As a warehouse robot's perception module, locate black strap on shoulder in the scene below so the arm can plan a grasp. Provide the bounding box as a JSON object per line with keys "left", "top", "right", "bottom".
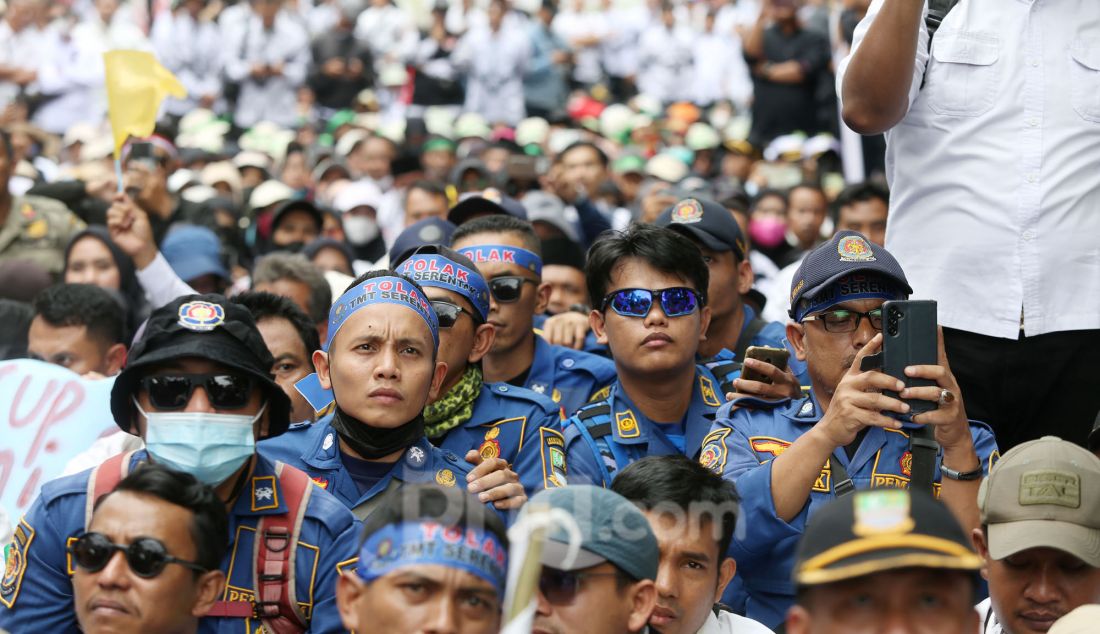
{"left": 733, "top": 316, "right": 767, "bottom": 363}
{"left": 831, "top": 457, "right": 857, "bottom": 498}
{"left": 908, "top": 425, "right": 940, "bottom": 493}
{"left": 921, "top": 0, "right": 961, "bottom": 86}
{"left": 578, "top": 404, "right": 610, "bottom": 421}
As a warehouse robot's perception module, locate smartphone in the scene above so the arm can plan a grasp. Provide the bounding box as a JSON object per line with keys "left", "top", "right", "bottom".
{"left": 127, "top": 142, "right": 157, "bottom": 170}
{"left": 881, "top": 300, "right": 938, "bottom": 415}
{"left": 741, "top": 346, "right": 790, "bottom": 384}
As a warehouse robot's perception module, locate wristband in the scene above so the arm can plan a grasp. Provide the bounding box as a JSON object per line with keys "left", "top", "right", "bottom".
{"left": 940, "top": 463, "right": 983, "bottom": 481}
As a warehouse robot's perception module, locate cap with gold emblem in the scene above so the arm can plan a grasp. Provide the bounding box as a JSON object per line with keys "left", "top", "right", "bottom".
{"left": 793, "top": 488, "right": 982, "bottom": 586}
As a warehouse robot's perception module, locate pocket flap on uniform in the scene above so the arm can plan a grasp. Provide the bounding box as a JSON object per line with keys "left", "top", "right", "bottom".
{"left": 1070, "top": 42, "right": 1100, "bottom": 71}
{"left": 932, "top": 32, "right": 1000, "bottom": 66}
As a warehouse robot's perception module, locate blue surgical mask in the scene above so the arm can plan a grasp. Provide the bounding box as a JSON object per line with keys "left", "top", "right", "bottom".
{"left": 135, "top": 398, "right": 265, "bottom": 486}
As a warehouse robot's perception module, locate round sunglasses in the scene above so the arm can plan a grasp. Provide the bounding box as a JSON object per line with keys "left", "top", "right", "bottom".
{"left": 601, "top": 287, "right": 703, "bottom": 318}
{"left": 139, "top": 373, "right": 254, "bottom": 411}
{"left": 68, "top": 532, "right": 208, "bottom": 579}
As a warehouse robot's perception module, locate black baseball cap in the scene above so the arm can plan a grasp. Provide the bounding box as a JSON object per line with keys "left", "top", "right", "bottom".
{"left": 788, "top": 230, "right": 912, "bottom": 322}
{"left": 794, "top": 489, "right": 982, "bottom": 587}
{"left": 272, "top": 199, "right": 323, "bottom": 233}
{"left": 110, "top": 294, "right": 292, "bottom": 437}
{"left": 655, "top": 197, "right": 747, "bottom": 261}
{"left": 447, "top": 188, "right": 528, "bottom": 225}
{"left": 388, "top": 217, "right": 457, "bottom": 264}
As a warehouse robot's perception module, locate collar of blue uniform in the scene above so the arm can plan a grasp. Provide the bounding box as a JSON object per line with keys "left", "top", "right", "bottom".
{"left": 326, "top": 275, "right": 439, "bottom": 351}
{"left": 231, "top": 453, "right": 289, "bottom": 517}
{"left": 396, "top": 253, "right": 491, "bottom": 322}
{"left": 456, "top": 244, "right": 543, "bottom": 276}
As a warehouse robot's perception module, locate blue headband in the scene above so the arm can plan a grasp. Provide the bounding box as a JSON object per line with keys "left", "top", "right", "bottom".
{"left": 793, "top": 272, "right": 906, "bottom": 323}
{"left": 397, "top": 254, "right": 491, "bottom": 322}
{"left": 456, "top": 245, "right": 543, "bottom": 277}
{"left": 357, "top": 521, "right": 508, "bottom": 597}
{"left": 326, "top": 276, "right": 439, "bottom": 350}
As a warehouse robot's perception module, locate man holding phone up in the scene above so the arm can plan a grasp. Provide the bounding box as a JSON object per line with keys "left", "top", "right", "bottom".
{"left": 700, "top": 231, "right": 999, "bottom": 629}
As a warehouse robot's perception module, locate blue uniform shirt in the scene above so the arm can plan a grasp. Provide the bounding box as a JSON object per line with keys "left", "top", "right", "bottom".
{"left": 562, "top": 365, "right": 728, "bottom": 487}
{"left": 702, "top": 392, "right": 1000, "bottom": 629}
{"left": 434, "top": 382, "right": 569, "bottom": 496}
{"left": 526, "top": 336, "right": 616, "bottom": 417}
{"left": 0, "top": 451, "right": 358, "bottom": 634}
{"left": 259, "top": 416, "right": 475, "bottom": 521}
{"left": 700, "top": 306, "right": 811, "bottom": 393}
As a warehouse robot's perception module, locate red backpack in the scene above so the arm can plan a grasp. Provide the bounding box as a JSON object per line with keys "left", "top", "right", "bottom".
{"left": 86, "top": 452, "right": 313, "bottom": 634}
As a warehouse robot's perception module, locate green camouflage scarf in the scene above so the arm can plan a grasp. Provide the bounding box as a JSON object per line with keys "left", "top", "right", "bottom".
{"left": 424, "top": 364, "right": 483, "bottom": 440}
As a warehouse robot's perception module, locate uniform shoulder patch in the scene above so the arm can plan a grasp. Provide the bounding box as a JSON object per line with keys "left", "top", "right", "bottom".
{"left": 539, "top": 427, "right": 568, "bottom": 489}
{"left": 1, "top": 519, "right": 35, "bottom": 608}
{"left": 749, "top": 436, "right": 792, "bottom": 461}
{"left": 699, "top": 428, "right": 731, "bottom": 475}
{"left": 698, "top": 375, "right": 722, "bottom": 407}
{"left": 588, "top": 385, "right": 612, "bottom": 403}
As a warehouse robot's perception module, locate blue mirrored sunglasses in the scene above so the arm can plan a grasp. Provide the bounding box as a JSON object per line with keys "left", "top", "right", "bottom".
{"left": 601, "top": 287, "right": 703, "bottom": 318}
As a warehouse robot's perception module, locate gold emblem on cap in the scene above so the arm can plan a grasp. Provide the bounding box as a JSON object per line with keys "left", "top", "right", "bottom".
{"left": 672, "top": 198, "right": 704, "bottom": 224}
{"left": 837, "top": 236, "right": 876, "bottom": 262}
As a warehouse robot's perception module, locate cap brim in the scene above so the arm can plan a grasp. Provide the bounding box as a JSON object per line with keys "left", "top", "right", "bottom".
{"left": 664, "top": 223, "right": 731, "bottom": 253}
{"left": 795, "top": 536, "right": 982, "bottom": 586}
{"left": 800, "top": 267, "right": 914, "bottom": 304}
{"left": 448, "top": 198, "right": 507, "bottom": 225}
{"left": 987, "top": 521, "right": 1100, "bottom": 567}
{"left": 539, "top": 540, "right": 607, "bottom": 571}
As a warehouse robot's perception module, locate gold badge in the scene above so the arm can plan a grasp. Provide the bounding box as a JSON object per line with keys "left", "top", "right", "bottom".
{"left": 25, "top": 218, "right": 47, "bottom": 240}
{"left": 615, "top": 410, "right": 639, "bottom": 438}
{"left": 435, "top": 469, "right": 457, "bottom": 487}
{"left": 699, "top": 375, "right": 721, "bottom": 407}
{"left": 484, "top": 426, "right": 501, "bottom": 441}
{"left": 551, "top": 388, "right": 562, "bottom": 403}
{"left": 478, "top": 439, "right": 501, "bottom": 461}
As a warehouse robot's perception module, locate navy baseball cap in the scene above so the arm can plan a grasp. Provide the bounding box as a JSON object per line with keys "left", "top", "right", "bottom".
{"left": 272, "top": 199, "right": 324, "bottom": 233}
{"left": 525, "top": 485, "right": 658, "bottom": 582}
{"left": 392, "top": 244, "right": 491, "bottom": 322}
{"left": 655, "top": 197, "right": 747, "bottom": 261}
{"left": 447, "top": 188, "right": 527, "bottom": 225}
{"left": 789, "top": 230, "right": 912, "bottom": 322}
{"left": 388, "top": 217, "right": 457, "bottom": 264}
{"left": 161, "top": 225, "right": 229, "bottom": 283}
{"left": 111, "top": 294, "right": 292, "bottom": 437}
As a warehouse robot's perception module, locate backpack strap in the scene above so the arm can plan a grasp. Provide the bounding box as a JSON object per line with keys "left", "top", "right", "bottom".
{"left": 574, "top": 404, "right": 634, "bottom": 487}
{"left": 921, "top": 0, "right": 961, "bottom": 86}
{"left": 85, "top": 451, "right": 138, "bottom": 529}
{"left": 732, "top": 315, "right": 767, "bottom": 363}
{"left": 207, "top": 462, "right": 313, "bottom": 632}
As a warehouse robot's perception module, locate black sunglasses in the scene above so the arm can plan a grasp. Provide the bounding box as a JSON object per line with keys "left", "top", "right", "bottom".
{"left": 488, "top": 276, "right": 537, "bottom": 303}
{"left": 139, "top": 373, "right": 254, "bottom": 411}
{"left": 601, "top": 287, "right": 703, "bottom": 318}
{"left": 538, "top": 567, "right": 620, "bottom": 605}
{"left": 431, "top": 300, "right": 482, "bottom": 328}
{"left": 68, "top": 532, "right": 208, "bottom": 579}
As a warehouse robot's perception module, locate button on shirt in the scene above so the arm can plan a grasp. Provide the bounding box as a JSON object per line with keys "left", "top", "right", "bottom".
{"left": 837, "top": 0, "right": 1100, "bottom": 338}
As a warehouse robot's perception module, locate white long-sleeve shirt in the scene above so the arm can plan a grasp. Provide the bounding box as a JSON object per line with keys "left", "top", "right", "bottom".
{"left": 454, "top": 22, "right": 530, "bottom": 125}
{"left": 837, "top": 0, "right": 1100, "bottom": 338}
{"left": 151, "top": 10, "right": 224, "bottom": 115}
{"left": 223, "top": 12, "right": 311, "bottom": 128}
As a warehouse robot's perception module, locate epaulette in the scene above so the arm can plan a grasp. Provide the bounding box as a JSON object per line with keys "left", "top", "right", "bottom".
{"left": 574, "top": 403, "right": 613, "bottom": 438}
{"left": 485, "top": 383, "right": 558, "bottom": 411}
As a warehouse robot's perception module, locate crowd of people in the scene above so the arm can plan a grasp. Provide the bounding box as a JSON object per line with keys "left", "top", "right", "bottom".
{"left": 1, "top": 0, "right": 1099, "bottom": 632}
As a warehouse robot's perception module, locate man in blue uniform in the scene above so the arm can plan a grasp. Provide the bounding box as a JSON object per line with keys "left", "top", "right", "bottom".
{"left": 702, "top": 231, "right": 999, "bottom": 628}
{"left": 0, "top": 294, "right": 359, "bottom": 633}
{"left": 393, "top": 245, "right": 570, "bottom": 496}
{"left": 561, "top": 225, "right": 728, "bottom": 487}
{"left": 451, "top": 215, "right": 616, "bottom": 417}
{"left": 261, "top": 271, "right": 525, "bottom": 521}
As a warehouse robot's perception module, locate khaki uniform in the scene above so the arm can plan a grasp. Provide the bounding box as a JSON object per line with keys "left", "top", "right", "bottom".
{"left": 0, "top": 195, "right": 85, "bottom": 276}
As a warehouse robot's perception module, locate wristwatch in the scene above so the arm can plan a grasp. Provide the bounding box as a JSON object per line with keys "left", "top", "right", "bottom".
{"left": 940, "top": 462, "right": 984, "bottom": 481}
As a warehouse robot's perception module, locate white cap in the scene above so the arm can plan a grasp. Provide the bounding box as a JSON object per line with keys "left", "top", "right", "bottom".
{"left": 335, "top": 129, "right": 370, "bottom": 158}
{"left": 333, "top": 180, "right": 383, "bottom": 213}
{"left": 249, "top": 180, "right": 295, "bottom": 210}
{"left": 645, "top": 153, "right": 688, "bottom": 183}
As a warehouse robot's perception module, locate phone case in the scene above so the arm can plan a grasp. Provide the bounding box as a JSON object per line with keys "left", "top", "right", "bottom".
{"left": 741, "top": 346, "right": 790, "bottom": 384}
{"left": 881, "top": 300, "right": 938, "bottom": 414}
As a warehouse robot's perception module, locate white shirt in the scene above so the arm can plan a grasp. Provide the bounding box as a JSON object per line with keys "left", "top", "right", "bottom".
{"left": 453, "top": 22, "right": 530, "bottom": 125}
{"left": 151, "top": 10, "right": 223, "bottom": 115}
{"left": 975, "top": 597, "right": 1004, "bottom": 634}
{"left": 552, "top": 9, "right": 606, "bottom": 85}
{"left": 697, "top": 608, "right": 774, "bottom": 634}
{"left": 837, "top": 0, "right": 1100, "bottom": 339}
{"left": 62, "top": 431, "right": 144, "bottom": 477}
{"left": 223, "top": 11, "right": 311, "bottom": 128}
{"left": 636, "top": 22, "right": 694, "bottom": 104}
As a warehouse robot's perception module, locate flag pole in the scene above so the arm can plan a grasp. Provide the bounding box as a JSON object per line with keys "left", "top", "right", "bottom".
{"left": 114, "top": 156, "right": 124, "bottom": 194}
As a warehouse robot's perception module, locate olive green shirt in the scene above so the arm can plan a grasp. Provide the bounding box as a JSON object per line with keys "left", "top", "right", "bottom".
{"left": 0, "top": 195, "right": 86, "bottom": 276}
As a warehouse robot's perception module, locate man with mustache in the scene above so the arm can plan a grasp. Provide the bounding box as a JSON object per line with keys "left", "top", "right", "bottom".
{"left": 703, "top": 231, "right": 999, "bottom": 628}
{"left": 972, "top": 437, "right": 1100, "bottom": 634}
{"left": 561, "top": 224, "right": 727, "bottom": 487}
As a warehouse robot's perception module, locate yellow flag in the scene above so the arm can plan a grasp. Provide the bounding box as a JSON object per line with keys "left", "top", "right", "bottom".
{"left": 103, "top": 50, "right": 187, "bottom": 157}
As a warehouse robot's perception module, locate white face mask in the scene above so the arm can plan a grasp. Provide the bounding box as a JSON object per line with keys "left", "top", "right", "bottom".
{"left": 343, "top": 214, "right": 380, "bottom": 245}
{"left": 135, "top": 397, "right": 265, "bottom": 486}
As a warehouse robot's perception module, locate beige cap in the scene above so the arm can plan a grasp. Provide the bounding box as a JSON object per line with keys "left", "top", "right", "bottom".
{"left": 1049, "top": 605, "right": 1100, "bottom": 634}
{"left": 978, "top": 436, "right": 1100, "bottom": 566}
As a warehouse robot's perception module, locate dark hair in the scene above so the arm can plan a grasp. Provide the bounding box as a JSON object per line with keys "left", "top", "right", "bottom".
{"left": 585, "top": 224, "right": 709, "bottom": 309}
{"left": 834, "top": 181, "right": 890, "bottom": 210}
{"left": 611, "top": 455, "right": 740, "bottom": 558}
{"left": 0, "top": 128, "right": 11, "bottom": 163}
{"left": 33, "top": 284, "right": 127, "bottom": 347}
{"left": 96, "top": 463, "right": 229, "bottom": 574}
{"left": 302, "top": 238, "right": 356, "bottom": 276}
{"left": 361, "top": 483, "right": 508, "bottom": 553}
{"left": 0, "top": 298, "right": 33, "bottom": 360}
{"left": 251, "top": 253, "right": 332, "bottom": 325}
{"left": 789, "top": 182, "right": 826, "bottom": 201}
{"left": 407, "top": 178, "right": 448, "bottom": 199}
{"left": 233, "top": 291, "right": 320, "bottom": 367}
{"left": 451, "top": 214, "right": 543, "bottom": 256}
{"left": 750, "top": 188, "right": 788, "bottom": 212}
{"left": 560, "top": 141, "right": 609, "bottom": 168}
{"left": 541, "top": 237, "right": 586, "bottom": 272}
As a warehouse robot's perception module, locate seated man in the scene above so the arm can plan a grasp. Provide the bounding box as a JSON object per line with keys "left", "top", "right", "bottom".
{"left": 260, "top": 271, "right": 524, "bottom": 521}
{"left": 786, "top": 489, "right": 983, "bottom": 634}
{"left": 0, "top": 295, "right": 359, "bottom": 633}
{"left": 28, "top": 283, "right": 128, "bottom": 377}
{"left": 525, "top": 485, "right": 658, "bottom": 634}
{"left": 336, "top": 483, "right": 508, "bottom": 634}
{"left": 562, "top": 225, "right": 727, "bottom": 486}
{"left": 972, "top": 436, "right": 1100, "bottom": 634}
{"left": 394, "top": 245, "right": 569, "bottom": 497}
{"left": 451, "top": 215, "right": 617, "bottom": 417}
{"left": 611, "top": 455, "right": 772, "bottom": 634}
{"left": 705, "top": 231, "right": 999, "bottom": 628}
{"left": 233, "top": 291, "right": 321, "bottom": 425}
{"left": 73, "top": 464, "right": 227, "bottom": 634}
